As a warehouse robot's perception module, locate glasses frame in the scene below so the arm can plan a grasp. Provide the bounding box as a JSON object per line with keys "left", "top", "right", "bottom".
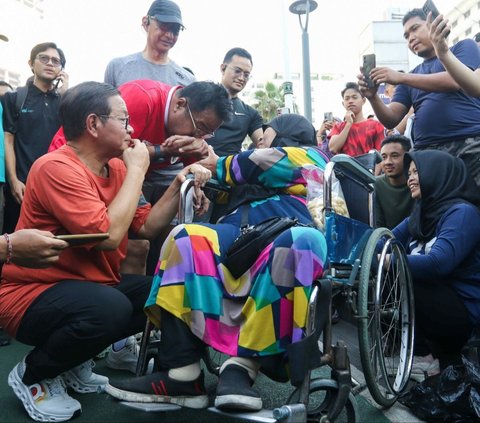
{"left": 36, "top": 54, "right": 62, "bottom": 68}
{"left": 226, "top": 65, "right": 251, "bottom": 81}
{"left": 185, "top": 102, "right": 215, "bottom": 140}
{"left": 98, "top": 115, "right": 130, "bottom": 131}
{"left": 149, "top": 17, "right": 183, "bottom": 36}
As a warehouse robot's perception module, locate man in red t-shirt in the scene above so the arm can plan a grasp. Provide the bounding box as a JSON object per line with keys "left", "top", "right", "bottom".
{"left": 328, "top": 82, "right": 385, "bottom": 157}
{"left": 0, "top": 81, "right": 231, "bottom": 422}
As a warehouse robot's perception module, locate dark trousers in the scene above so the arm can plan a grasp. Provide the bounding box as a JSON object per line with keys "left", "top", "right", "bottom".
{"left": 157, "top": 309, "right": 205, "bottom": 370}
{"left": 3, "top": 185, "right": 20, "bottom": 234}
{"left": 414, "top": 281, "right": 474, "bottom": 368}
{"left": 16, "top": 274, "right": 152, "bottom": 385}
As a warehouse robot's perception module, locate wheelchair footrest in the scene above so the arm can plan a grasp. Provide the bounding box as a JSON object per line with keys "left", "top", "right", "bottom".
{"left": 119, "top": 401, "right": 182, "bottom": 412}
{"left": 208, "top": 407, "right": 277, "bottom": 422}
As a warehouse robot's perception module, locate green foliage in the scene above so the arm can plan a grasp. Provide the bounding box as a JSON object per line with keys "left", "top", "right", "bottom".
{"left": 252, "top": 81, "right": 286, "bottom": 122}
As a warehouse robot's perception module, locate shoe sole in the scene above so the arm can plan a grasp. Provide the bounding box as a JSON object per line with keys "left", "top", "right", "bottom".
{"left": 61, "top": 371, "right": 108, "bottom": 394}
{"left": 8, "top": 367, "right": 82, "bottom": 422}
{"left": 215, "top": 394, "right": 263, "bottom": 411}
{"left": 105, "top": 383, "right": 208, "bottom": 409}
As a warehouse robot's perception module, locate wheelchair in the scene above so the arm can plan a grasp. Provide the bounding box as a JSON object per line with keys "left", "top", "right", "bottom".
{"left": 131, "top": 151, "right": 414, "bottom": 422}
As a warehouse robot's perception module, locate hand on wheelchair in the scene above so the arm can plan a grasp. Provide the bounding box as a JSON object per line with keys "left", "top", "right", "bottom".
{"left": 179, "top": 163, "right": 212, "bottom": 215}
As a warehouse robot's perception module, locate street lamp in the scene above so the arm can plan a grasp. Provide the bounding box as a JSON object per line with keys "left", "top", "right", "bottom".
{"left": 289, "top": 0, "right": 317, "bottom": 122}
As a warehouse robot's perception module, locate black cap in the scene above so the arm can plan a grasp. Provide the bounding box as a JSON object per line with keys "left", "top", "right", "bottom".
{"left": 147, "top": 0, "right": 184, "bottom": 28}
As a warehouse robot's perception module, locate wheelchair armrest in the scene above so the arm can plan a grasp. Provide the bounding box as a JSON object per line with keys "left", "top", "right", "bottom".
{"left": 330, "top": 154, "right": 377, "bottom": 186}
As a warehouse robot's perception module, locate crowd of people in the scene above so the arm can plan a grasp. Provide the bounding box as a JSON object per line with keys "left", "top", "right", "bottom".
{"left": 1, "top": 0, "right": 480, "bottom": 421}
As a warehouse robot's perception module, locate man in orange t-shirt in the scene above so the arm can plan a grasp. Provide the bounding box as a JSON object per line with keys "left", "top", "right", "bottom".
{"left": 0, "top": 81, "right": 228, "bottom": 422}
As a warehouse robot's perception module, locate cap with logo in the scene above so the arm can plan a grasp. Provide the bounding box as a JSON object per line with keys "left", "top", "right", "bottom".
{"left": 147, "top": 0, "right": 184, "bottom": 28}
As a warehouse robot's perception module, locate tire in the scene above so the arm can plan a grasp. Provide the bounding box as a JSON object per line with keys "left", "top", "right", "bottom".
{"left": 357, "top": 228, "right": 414, "bottom": 407}
{"left": 287, "top": 379, "right": 358, "bottom": 422}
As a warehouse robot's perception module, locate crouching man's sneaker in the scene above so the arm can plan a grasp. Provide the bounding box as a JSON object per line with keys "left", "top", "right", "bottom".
{"left": 62, "top": 359, "right": 109, "bottom": 393}
{"left": 105, "top": 370, "right": 208, "bottom": 409}
{"left": 106, "top": 336, "right": 153, "bottom": 374}
{"left": 214, "top": 364, "right": 262, "bottom": 411}
{"left": 8, "top": 359, "right": 81, "bottom": 422}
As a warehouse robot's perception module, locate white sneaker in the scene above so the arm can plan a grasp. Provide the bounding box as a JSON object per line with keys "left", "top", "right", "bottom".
{"left": 105, "top": 336, "right": 153, "bottom": 374}
{"left": 8, "top": 358, "right": 81, "bottom": 422}
{"left": 62, "top": 359, "right": 108, "bottom": 393}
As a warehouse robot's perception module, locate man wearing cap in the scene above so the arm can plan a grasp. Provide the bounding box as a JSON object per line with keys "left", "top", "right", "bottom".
{"left": 104, "top": 0, "right": 195, "bottom": 88}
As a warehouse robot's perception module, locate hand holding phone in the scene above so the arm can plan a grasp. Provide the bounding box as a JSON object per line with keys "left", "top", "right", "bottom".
{"left": 362, "top": 54, "right": 376, "bottom": 89}
{"left": 423, "top": 0, "right": 450, "bottom": 36}
{"left": 324, "top": 112, "right": 333, "bottom": 122}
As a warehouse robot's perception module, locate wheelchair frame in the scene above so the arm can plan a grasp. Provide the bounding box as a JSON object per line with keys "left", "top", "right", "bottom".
{"left": 134, "top": 152, "right": 414, "bottom": 422}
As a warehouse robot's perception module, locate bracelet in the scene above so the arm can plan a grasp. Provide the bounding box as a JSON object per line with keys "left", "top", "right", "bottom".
{"left": 3, "top": 233, "right": 12, "bottom": 264}
{"left": 153, "top": 144, "right": 166, "bottom": 163}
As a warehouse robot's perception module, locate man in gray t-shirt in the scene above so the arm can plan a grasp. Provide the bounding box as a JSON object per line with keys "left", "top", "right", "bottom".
{"left": 104, "top": 0, "right": 195, "bottom": 88}
{"left": 103, "top": 0, "right": 196, "bottom": 277}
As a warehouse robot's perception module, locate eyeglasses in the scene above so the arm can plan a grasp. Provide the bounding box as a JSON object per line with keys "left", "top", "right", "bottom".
{"left": 226, "top": 65, "right": 251, "bottom": 81}
{"left": 98, "top": 115, "right": 130, "bottom": 131}
{"left": 36, "top": 54, "right": 62, "bottom": 68}
{"left": 150, "top": 17, "right": 182, "bottom": 36}
{"left": 185, "top": 102, "right": 215, "bottom": 140}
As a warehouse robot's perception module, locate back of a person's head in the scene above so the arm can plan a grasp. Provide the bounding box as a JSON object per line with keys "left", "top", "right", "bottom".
{"left": 30, "top": 42, "right": 66, "bottom": 68}
{"left": 264, "top": 113, "right": 316, "bottom": 147}
{"left": 179, "top": 81, "right": 232, "bottom": 123}
{"left": 381, "top": 134, "right": 411, "bottom": 152}
{"left": 341, "top": 82, "right": 362, "bottom": 98}
{"left": 60, "top": 81, "right": 119, "bottom": 140}
{"left": 222, "top": 47, "right": 253, "bottom": 65}
{"left": 402, "top": 8, "right": 426, "bottom": 26}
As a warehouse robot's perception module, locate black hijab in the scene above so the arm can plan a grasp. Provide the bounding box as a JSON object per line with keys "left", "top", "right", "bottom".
{"left": 263, "top": 114, "right": 317, "bottom": 147}
{"left": 404, "top": 150, "right": 480, "bottom": 241}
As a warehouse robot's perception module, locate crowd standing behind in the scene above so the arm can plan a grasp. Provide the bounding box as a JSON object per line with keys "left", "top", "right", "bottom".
{"left": 1, "top": 1, "right": 480, "bottom": 421}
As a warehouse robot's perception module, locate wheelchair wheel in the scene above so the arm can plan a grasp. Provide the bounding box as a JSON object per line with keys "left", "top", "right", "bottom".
{"left": 357, "top": 228, "right": 414, "bottom": 407}
{"left": 287, "top": 379, "right": 358, "bottom": 422}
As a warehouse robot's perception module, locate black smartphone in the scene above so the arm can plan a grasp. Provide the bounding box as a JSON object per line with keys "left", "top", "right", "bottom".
{"left": 324, "top": 112, "right": 333, "bottom": 121}
{"left": 54, "top": 78, "right": 61, "bottom": 90}
{"left": 422, "top": 0, "right": 440, "bottom": 20}
{"left": 55, "top": 233, "right": 109, "bottom": 247}
{"left": 362, "top": 54, "right": 376, "bottom": 89}
{"left": 422, "top": 0, "right": 450, "bottom": 36}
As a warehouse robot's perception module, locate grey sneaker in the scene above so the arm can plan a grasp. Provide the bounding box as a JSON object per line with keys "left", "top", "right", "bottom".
{"left": 62, "top": 359, "right": 108, "bottom": 393}
{"left": 8, "top": 358, "right": 81, "bottom": 422}
{"left": 106, "top": 336, "right": 153, "bottom": 374}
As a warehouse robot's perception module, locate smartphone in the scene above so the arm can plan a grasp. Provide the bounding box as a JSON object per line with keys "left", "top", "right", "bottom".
{"left": 55, "top": 233, "right": 109, "bottom": 247}
{"left": 362, "top": 54, "right": 376, "bottom": 89}
{"left": 422, "top": 0, "right": 450, "bottom": 36}
{"left": 422, "top": 0, "right": 440, "bottom": 20}
{"left": 324, "top": 112, "right": 333, "bottom": 121}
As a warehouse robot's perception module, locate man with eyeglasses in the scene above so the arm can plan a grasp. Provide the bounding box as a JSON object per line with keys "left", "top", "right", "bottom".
{"left": 207, "top": 47, "right": 263, "bottom": 157}
{"left": 0, "top": 81, "right": 222, "bottom": 422}
{"left": 104, "top": 0, "right": 194, "bottom": 88}
{"left": 103, "top": 0, "right": 195, "bottom": 281}
{"left": 1, "top": 42, "right": 68, "bottom": 234}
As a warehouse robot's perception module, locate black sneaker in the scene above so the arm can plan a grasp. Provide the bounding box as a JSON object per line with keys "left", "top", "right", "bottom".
{"left": 214, "top": 364, "right": 262, "bottom": 411}
{"left": 105, "top": 370, "right": 208, "bottom": 409}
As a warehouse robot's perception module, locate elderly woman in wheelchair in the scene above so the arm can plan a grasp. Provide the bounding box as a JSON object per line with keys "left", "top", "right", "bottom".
{"left": 105, "top": 114, "right": 332, "bottom": 412}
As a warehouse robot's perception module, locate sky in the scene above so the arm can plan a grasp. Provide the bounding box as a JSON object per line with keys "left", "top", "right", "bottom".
{"left": 0, "top": 0, "right": 453, "bottom": 116}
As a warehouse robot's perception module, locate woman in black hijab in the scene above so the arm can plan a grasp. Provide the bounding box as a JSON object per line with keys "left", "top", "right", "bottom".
{"left": 259, "top": 113, "right": 318, "bottom": 148}
{"left": 392, "top": 150, "right": 480, "bottom": 378}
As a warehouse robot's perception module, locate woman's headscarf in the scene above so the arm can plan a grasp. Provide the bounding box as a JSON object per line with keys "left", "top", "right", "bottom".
{"left": 404, "top": 150, "right": 480, "bottom": 241}
{"left": 263, "top": 114, "right": 317, "bottom": 147}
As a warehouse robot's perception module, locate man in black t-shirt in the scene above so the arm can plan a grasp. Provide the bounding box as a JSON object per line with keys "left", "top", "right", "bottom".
{"left": 1, "top": 42, "right": 68, "bottom": 233}
{"left": 207, "top": 47, "right": 263, "bottom": 156}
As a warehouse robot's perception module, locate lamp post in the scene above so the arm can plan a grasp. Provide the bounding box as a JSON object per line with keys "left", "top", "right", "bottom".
{"left": 289, "top": 0, "right": 317, "bottom": 122}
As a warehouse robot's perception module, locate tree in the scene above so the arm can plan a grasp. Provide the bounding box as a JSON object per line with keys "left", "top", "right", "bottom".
{"left": 253, "top": 81, "right": 288, "bottom": 122}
